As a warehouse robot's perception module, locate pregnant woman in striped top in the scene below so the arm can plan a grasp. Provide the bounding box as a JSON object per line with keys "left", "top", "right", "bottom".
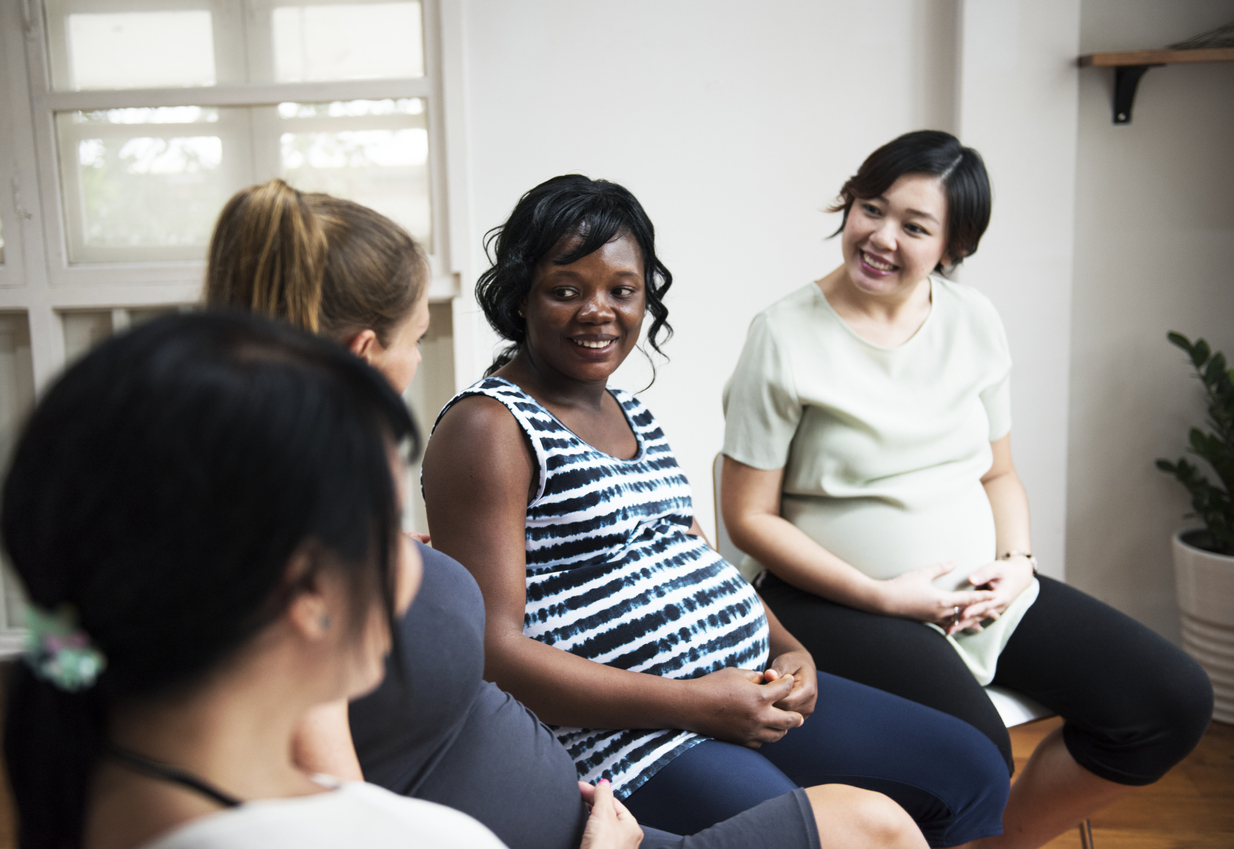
{"left": 422, "top": 175, "right": 1010, "bottom": 846}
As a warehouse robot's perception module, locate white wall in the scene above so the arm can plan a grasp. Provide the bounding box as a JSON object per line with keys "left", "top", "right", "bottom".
{"left": 953, "top": 0, "right": 1081, "bottom": 581}
{"left": 454, "top": 0, "right": 1085, "bottom": 577}
{"left": 1065, "top": 0, "right": 1234, "bottom": 642}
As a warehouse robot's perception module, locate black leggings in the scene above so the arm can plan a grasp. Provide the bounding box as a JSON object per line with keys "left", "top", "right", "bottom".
{"left": 759, "top": 573, "right": 1213, "bottom": 784}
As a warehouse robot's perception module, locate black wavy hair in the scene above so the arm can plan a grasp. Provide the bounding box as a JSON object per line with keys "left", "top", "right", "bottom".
{"left": 1, "top": 311, "right": 417, "bottom": 849}
{"left": 475, "top": 174, "right": 673, "bottom": 376}
{"left": 830, "top": 130, "right": 992, "bottom": 270}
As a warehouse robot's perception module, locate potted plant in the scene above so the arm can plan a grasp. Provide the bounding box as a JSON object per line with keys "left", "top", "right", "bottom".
{"left": 1157, "top": 332, "right": 1234, "bottom": 724}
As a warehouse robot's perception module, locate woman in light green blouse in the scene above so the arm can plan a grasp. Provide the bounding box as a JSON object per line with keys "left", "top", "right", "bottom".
{"left": 721, "top": 130, "right": 1212, "bottom": 849}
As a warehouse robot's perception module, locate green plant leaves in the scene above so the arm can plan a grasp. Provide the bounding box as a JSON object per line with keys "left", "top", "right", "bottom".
{"left": 1193, "top": 339, "right": 1212, "bottom": 368}
{"left": 1206, "top": 352, "right": 1227, "bottom": 386}
{"left": 1158, "top": 331, "right": 1234, "bottom": 555}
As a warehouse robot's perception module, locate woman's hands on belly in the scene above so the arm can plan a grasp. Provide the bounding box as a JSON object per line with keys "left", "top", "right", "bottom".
{"left": 724, "top": 457, "right": 1016, "bottom": 632}
{"left": 764, "top": 648, "right": 818, "bottom": 716}
{"left": 957, "top": 555, "right": 1035, "bottom": 626}
{"left": 682, "top": 667, "right": 805, "bottom": 748}
{"left": 670, "top": 605, "right": 816, "bottom": 749}
{"left": 881, "top": 560, "right": 999, "bottom": 634}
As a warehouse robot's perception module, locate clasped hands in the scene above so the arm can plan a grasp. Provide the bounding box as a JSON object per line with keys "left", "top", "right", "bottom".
{"left": 881, "top": 558, "right": 1036, "bottom": 635}
{"left": 687, "top": 649, "right": 818, "bottom": 749}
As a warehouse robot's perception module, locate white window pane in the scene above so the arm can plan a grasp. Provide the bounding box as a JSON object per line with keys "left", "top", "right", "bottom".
{"left": 279, "top": 99, "right": 431, "bottom": 245}
{"left": 49, "top": 7, "right": 218, "bottom": 90}
{"left": 61, "top": 309, "right": 190, "bottom": 363}
{"left": 271, "top": 2, "right": 423, "bottom": 82}
{"left": 62, "top": 311, "right": 114, "bottom": 364}
{"left": 0, "top": 314, "right": 35, "bottom": 630}
{"left": 55, "top": 98, "right": 434, "bottom": 264}
{"left": 56, "top": 107, "right": 250, "bottom": 263}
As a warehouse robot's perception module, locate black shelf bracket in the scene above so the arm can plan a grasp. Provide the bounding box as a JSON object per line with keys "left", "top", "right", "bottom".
{"left": 1112, "top": 64, "right": 1162, "bottom": 124}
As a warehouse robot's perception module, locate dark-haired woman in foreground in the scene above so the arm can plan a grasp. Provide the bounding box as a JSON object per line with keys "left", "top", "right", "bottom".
{"left": 422, "top": 174, "right": 1010, "bottom": 846}
{"left": 1, "top": 313, "right": 514, "bottom": 848}
{"left": 721, "top": 130, "right": 1213, "bottom": 849}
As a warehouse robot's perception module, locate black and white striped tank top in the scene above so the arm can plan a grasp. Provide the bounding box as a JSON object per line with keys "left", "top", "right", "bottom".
{"left": 438, "top": 377, "right": 769, "bottom": 797}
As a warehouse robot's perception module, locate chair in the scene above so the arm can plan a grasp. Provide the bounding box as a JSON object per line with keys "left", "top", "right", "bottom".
{"left": 710, "top": 453, "right": 1095, "bottom": 849}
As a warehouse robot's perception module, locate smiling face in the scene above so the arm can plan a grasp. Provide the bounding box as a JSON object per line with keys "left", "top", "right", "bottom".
{"left": 841, "top": 173, "right": 951, "bottom": 300}
{"left": 520, "top": 232, "right": 646, "bottom": 385}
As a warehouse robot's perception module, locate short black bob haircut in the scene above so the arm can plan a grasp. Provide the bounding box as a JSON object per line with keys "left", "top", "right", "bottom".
{"left": 475, "top": 174, "right": 673, "bottom": 375}
{"left": 830, "top": 130, "right": 992, "bottom": 270}
{"left": 1, "top": 311, "right": 417, "bottom": 849}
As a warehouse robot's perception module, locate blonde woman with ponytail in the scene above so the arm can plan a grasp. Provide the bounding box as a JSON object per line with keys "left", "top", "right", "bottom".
{"left": 205, "top": 179, "right": 431, "bottom": 396}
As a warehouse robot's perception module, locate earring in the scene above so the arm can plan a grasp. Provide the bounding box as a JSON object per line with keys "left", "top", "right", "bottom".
{"left": 517, "top": 309, "right": 524, "bottom": 318}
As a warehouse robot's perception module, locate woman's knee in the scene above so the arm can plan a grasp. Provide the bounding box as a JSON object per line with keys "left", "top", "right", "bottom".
{"left": 935, "top": 715, "right": 1010, "bottom": 842}
{"left": 805, "top": 785, "right": 927, "bottom": 849}
{"left": 1151, "top": 649, "right": 1214, "bottom": 757}
{"left": 1006, "top": 577, "right": 1214, "bottom": 784}
{"left": 1064, "top": 644, "right": 1213, "bottom": 785}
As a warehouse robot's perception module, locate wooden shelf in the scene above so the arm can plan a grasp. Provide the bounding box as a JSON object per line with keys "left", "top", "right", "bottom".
{"left": 1077, "top": 48, "right": 1234, "bottom": 124}
{"left": 1078, "top": 47, "right": 1234, "bottom": 67}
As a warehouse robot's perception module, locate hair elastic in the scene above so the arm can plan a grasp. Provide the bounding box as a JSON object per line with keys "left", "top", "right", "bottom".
{"left": 23, "top": 603, "right": 107, "bottom": 692}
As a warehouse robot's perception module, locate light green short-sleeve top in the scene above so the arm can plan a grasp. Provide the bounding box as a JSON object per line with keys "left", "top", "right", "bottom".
{"left": 722, "top": 278, "right": 1037, "bottom": 685}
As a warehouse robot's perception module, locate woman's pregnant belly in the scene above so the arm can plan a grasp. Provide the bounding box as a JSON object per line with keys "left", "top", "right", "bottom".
{"left": 779, "top": 483, "right": 996, "bottom": 591}
{"left": 525, "top": 528, "right": 770, "bottom": 678}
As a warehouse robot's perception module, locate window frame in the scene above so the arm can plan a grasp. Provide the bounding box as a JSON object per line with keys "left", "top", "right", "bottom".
{"left": 0, "top": 0, "right": 473, "bottom": 656}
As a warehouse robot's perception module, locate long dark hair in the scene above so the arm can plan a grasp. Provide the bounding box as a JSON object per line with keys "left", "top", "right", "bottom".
{"left": 1, "top": 312, "right": 417, "bottom": 849}
{"left": 830, "top": 130, "right": 992, "bottom": 269}
{"left": 475, "top": 174, "right": 673, "bottom": 376}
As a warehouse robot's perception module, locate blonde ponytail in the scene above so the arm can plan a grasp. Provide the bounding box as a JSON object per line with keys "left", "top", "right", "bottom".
{"left": 205, "top": 180, "right": 426, "bottom": 345}
{"left": 205, "top": 180, "right": 328, "bottom": 333}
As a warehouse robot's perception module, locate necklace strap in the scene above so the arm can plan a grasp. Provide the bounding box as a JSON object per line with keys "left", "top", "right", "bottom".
{"left": 107, "top": 745, "right": 243, "bottom": 809}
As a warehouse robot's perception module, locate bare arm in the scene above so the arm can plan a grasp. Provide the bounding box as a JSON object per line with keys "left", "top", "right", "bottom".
{"left": 760, "top": 596, "right": 818, "bottom": 717}
{"left": 963, "top": 433, "right": 1036, "bottom": 621}
{"left": 422, "top": 397, "right": 801, "bottom": 746}
{"left": 721, "top": 455, "right": 997, "bottom": 633}
{"left": 980, "top": 434, "right": 1031, "bottom": 560}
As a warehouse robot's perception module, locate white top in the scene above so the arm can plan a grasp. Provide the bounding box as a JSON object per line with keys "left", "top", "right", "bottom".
{"left": 722, "top": 279, "right": 1037, "bottom": 684}
{"left": 143, "top": 780, "right": 507, "bottom": 849}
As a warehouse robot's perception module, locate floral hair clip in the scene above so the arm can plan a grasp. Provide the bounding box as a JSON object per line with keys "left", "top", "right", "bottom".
{"left": 23, "top": 603, "right": 107, "bottom": 692}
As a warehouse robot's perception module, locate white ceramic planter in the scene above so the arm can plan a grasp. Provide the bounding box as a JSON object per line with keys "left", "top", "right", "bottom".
{"left": 1173, "top": 530, "right": 1234, "bottom": 724}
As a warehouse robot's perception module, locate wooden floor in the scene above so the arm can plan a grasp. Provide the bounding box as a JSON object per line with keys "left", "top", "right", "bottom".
{"left": 0, "top": 717, "right": 1228, "bottom": 847}
{"left": 1021, "top": 718, "right": 1234, "bottom": 849}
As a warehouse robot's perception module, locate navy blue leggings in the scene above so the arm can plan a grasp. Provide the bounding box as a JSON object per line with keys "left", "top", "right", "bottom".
{"left": 624, "top": 671, "right": 1008, "bottom": 846}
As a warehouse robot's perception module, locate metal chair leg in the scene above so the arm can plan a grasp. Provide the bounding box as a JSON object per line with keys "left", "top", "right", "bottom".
{"left": 1079, "top": 818, "right": 1094, "bottom": 849}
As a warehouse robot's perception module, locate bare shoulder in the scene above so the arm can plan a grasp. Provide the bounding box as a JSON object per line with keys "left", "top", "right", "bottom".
{"left": 426, "top": 394, "right": 527, "bottom": 462}
{"left": 422, "top": 394, "right": 534, "bottom": 496}
{"left": 433, "top": 393, "right": 522, "bottom": 440}
{"left": 422, "top": 393, "right": 536, "bottom": 577}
